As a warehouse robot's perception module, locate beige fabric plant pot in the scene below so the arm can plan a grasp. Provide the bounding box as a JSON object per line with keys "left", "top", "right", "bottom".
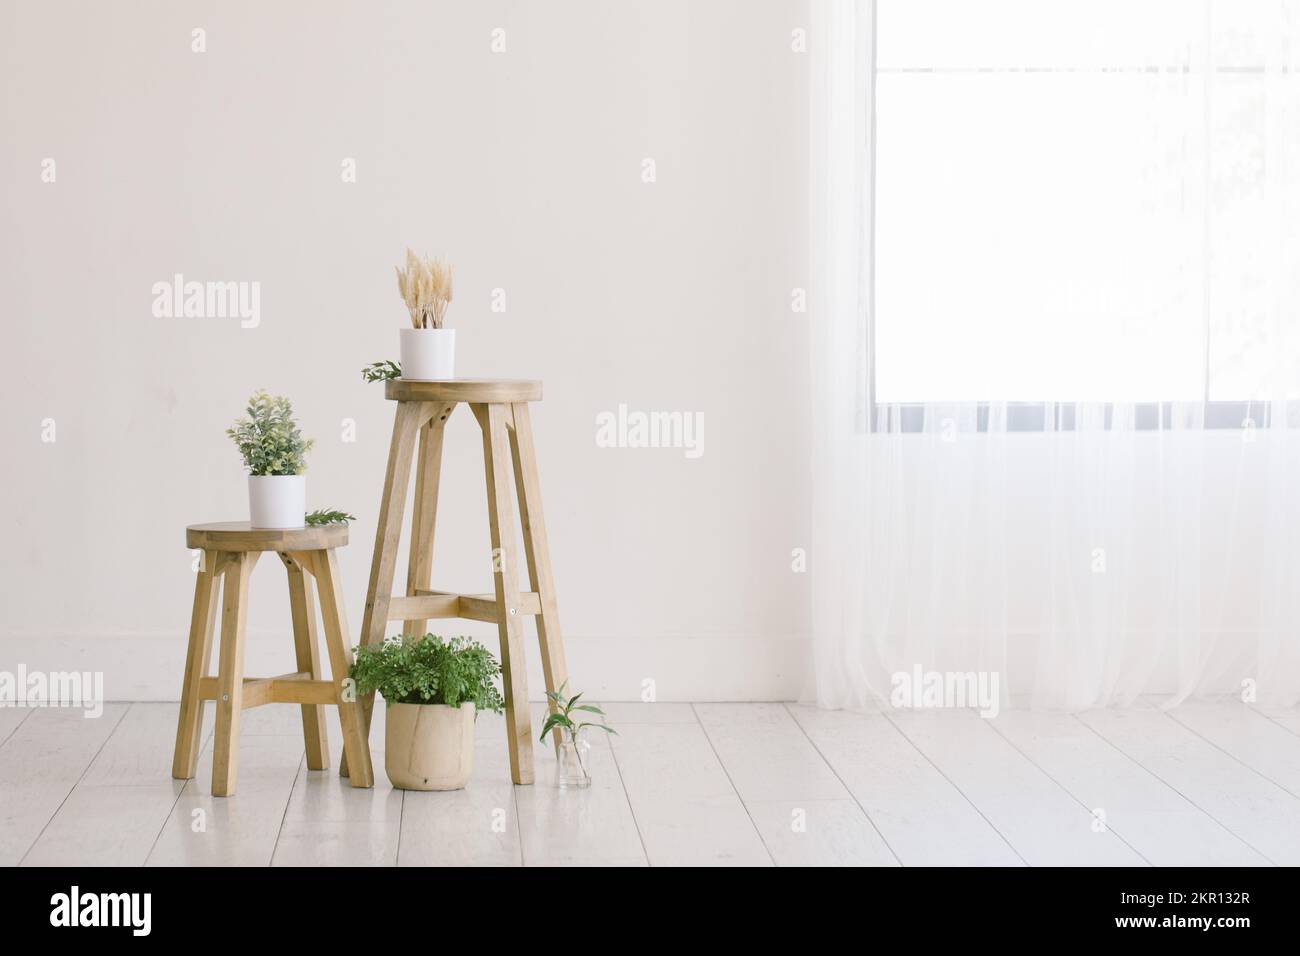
{"left": 384, "top": 701, "right": 475, "bottom": 791}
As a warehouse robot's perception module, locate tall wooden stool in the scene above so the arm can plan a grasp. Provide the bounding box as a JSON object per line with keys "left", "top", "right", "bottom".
{"left": 172, "top": 522, "right": 375, "bottom": 796}
{"left": 343, "top": 379, "right": 569, "bottom": 786}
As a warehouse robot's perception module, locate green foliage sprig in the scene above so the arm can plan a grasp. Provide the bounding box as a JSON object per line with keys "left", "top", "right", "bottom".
{"left": 227, "top": 390, "right": 313, "bottom": 476}
{"left": 362, "top": 360, "right": 401, "bottom": 383}
{"left": 540, "top": 683, "right": 616, "bottom": 743}
{"left": 305, "top": 509, "right": 355, "bottom": 526}
{"left": 351, "top": 634, "right": 505, "bottom": 711}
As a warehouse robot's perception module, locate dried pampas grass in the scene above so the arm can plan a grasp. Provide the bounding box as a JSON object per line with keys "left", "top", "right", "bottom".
{"left": 395, "top": 248, "right": 454, "bottom": 329}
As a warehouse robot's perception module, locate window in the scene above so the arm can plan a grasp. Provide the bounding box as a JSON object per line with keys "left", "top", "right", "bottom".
{"left": 872, "top": 0, "right": 1300, "bottom": 408}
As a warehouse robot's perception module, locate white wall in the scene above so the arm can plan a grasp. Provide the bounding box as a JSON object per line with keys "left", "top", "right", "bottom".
{"left": 0, "top": 0, "right": 813, "bottom": 701}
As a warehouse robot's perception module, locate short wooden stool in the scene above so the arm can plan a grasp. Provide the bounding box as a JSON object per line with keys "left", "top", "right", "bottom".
{"left": 172, "top": 522, "right": 375, "bottom": 796}
{"left": 344, "top": 379, "right": 569, "bottom": 786}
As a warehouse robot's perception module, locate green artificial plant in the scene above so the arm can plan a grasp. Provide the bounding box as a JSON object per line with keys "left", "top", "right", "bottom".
{"left": 226, "top": 390, "right": 314, "bottom": 476}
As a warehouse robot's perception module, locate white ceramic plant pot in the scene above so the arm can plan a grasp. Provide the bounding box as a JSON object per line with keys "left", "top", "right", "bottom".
{"left": 247, "top": 474, "right": 306, "bottom": 529}
{"left": 399, "top": 328, "right": 456, "bottom": 381}
{"left": 385, "top": 701, "right": 475, "bottom": 791}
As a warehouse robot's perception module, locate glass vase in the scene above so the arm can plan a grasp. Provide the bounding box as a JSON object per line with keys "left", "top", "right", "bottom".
{"left": 555, "top": 733, "right": 592, "bottom": 789}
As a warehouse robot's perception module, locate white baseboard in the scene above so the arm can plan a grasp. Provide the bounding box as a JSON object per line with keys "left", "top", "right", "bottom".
{"left": 0, "top": 633, "right": 810, "bottom": 703}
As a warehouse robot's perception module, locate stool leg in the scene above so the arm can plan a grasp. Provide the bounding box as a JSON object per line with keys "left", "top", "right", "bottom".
{"left": 313, "top": 548, "right": 375, "bottom": 788}
{"left": 508, "top": 403, "right": 570, "bottom": 750}
{"left": 343, "top": 399, "right": 428, "bottom": 779}
{"left": 172, "top": 549, "right": 222, "bottom": 779}
{"left": 475, "top": 401, "right": 534, "bottom": 785}
{"left": 283, "top": 552, "right": 329, "bottom": 771}
{"left": 212, "top": 551, "right": 257, "bottom": 797}
{"left": 404, "top": 402, "right": 455, "bottom": 637}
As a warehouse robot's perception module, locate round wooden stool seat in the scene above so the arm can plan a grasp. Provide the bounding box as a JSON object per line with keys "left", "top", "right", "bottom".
{"left": 384, "top": 378, "right": 542, "bottom": 404}
{"left": 185, "top": 521, "right": 348, "bottom": 553}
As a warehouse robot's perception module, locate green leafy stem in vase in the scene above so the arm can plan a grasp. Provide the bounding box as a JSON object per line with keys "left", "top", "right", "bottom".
{"left": 540, "top": 683, "right": 616, "bottom": 744}
{"left": 305, "top": 509, "right": 355, "bottom": 526}
{"left": 362, "top": 360, "right": 401, "bottom": 383}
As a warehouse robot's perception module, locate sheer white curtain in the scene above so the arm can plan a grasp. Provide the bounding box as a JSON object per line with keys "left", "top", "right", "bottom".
{"left": 809, "top": 0, "right": 1300, "bottom": 710}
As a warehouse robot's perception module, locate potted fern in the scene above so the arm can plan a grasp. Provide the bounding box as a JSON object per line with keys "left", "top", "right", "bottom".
{"left": 227, "top": 390, "right": 313, "bottom": 529}
{"left": 395, "top": 248, "right": 455, "bottom": 380}
{"left": 350, "top": 634, "right": 503, "bottom": 791}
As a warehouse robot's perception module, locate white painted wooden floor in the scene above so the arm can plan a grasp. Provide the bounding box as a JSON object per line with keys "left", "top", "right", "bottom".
{"left": 3, "top": 698, "right": 1299, "bottom": 866}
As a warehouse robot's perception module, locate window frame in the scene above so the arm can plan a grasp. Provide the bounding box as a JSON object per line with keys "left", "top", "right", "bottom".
{"left": 875, "top": 400, "right": 1286, "bottom": 433}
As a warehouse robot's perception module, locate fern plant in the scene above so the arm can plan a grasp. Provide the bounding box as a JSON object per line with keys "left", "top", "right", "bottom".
{"left": 227, "top": 390, "right": 313, "bottom": 476}
{"left": 361, "top": 360, "right": 401, "bottom": 383}
{"left": 351, "top": 634, "right": 504, "bottom": 711}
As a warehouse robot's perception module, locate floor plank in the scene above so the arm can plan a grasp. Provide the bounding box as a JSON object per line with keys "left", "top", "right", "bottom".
{"left": 23, "top": 704, "right": 197, "bottom": 866}
{"left": 147, "top": 734, "right": 304, "bottom": 867}
{"left": 746, "top": 798, "right": 898, "bottom": 867}
{"left": 1080, "top": 704, "right": 1300, "bottom": 865}
{"left": 273, "top": 802, "right": 402, "bottom": 867}
{"left": 0, "top": 705, "right": 128, "bottom": 865}
{"left": 598, "top": 702, "right": 699, "bottom": 725}
{"left": 887, "top": 708, "right": 1145, "bottom": 866}
{"left": 0, "top": 708, "right": 32, "bottom": 747}
{"left": 789, "top": 704, "right": 1021, "bottom": 866}
{"left": 272, "top": 704, "right": 402, "bottom": 867}
{"left": 610, "top": 721, "right": 771, "bottom": 866}
{"left": 694, "top": 703, "right": 852, "bottom": 801}
{"left": 988, "top": 708, "right": 1267, "bottom": 866}
{"left": 1258, "top": 706, "right": 1300, "bottom": 738}
{"left": 1169, "top": 700, "right": 1300, "bottom": 799}
{"left": 23, "top": 784, "right": 183, "bottom": 867}
{"left": 397, "top": 713, "right": 521, "bottom": 866}
{"left": 513, "top": 705, "right": 646, "bottom": 866}
{"left": 81, "top": 702, "right": 209, "bottom": 787}
{"left": 695, "top": 703, "right": 897, "bottom": 866}
{"left": 1263, "top": 712, "right": 1300, "bottom": 738}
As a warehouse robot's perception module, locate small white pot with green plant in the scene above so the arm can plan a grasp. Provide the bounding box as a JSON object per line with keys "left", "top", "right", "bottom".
{"left": 350, "top": 634, "right": 504, "bottom": 791}
{"left": 227, "top": 390, "right": 314, "bottom": 529}
{"left": 540, "top": 684, "right": 616, "bottom": 790}
{"left": 395, "top": 248, "right": 455, "bottom": 380}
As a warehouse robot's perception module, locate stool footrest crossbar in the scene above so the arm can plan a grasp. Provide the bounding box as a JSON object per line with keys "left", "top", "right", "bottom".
{"left": 196, "top": 673, "right": 338, "bottom": 709}
{"left": 384, "top": 589, "right": 543, "bottom": 624}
